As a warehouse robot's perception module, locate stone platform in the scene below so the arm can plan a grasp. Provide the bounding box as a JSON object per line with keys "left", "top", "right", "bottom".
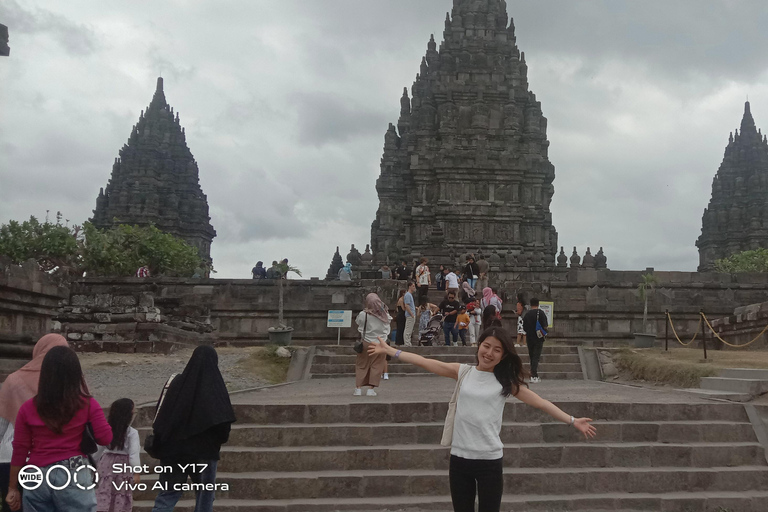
{"left": 131, "top": 378, "right": 768, "bottom": 511}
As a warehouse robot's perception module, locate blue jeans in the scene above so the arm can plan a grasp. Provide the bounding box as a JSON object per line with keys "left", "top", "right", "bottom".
{"left": 23, "top": 459, "right": 97, "bottom": 512}
{"left": 443, "top": 323, "right": 458, "bottom": 346}
{"left": 152, "top": 460, "right": 218, "bottom": 512}
{"left": 466, "top": 278, "right": 477, "bottom": 290}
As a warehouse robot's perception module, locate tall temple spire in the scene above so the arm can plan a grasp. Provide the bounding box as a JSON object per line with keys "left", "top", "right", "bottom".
{"left": 371, "top": 0, "right": 557, "bottom": 268}
{"left": 697, "top": 103, "right": 768, "bottom": 270}
{"left": 91, "top": 78, "right": 216, "bottom": 263}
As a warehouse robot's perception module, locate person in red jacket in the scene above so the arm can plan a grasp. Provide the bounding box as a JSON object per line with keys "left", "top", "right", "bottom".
{"left": 6, "top": 346, "right": 112, "bottom": 512}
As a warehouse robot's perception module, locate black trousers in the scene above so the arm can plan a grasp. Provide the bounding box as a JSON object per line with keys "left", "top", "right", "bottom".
{"left": 0, "top": 463, "right": 20, "bottom": 512}
{"left": 526, "top": 336, "right": 545, "bottom": 377}
{"left": 449, "top": 455, "right": 503, "bottom": 512}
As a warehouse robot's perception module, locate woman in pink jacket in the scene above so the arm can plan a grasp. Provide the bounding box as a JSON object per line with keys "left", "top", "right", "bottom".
{"left": 5, "top": 346, "right": 112, "bottom": 512}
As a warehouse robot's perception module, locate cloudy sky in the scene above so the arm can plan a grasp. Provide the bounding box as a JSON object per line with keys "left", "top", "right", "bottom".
{"left": 2, "top": 0, "right": 768, "bottom": 279}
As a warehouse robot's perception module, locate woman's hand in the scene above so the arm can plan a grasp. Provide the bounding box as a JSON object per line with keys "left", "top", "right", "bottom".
{"left": 368, "top": 337, "right": 392, "bottom": 357}
{"left": 6, "top": 488, "right": 21, "bottom": 511}
{"left": 574, "top": 418, "right": 597, "bottom": 439}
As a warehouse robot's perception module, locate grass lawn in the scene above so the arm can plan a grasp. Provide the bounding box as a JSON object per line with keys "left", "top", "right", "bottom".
{"left": 614, "top": 348, "right": 768, "bottom": 388}
{"left": 233, "top": 345, "right": 291, "bottom": 384}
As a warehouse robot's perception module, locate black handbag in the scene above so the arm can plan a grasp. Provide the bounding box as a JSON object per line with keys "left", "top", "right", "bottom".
{"left": 80, "top": 402, "right": 98, "bottom": 466}
{"left": 144, "top": 373, "right": 177, "bottom": 459}
{"left": 354, "top": 313, "right": 368, "bottom": 354}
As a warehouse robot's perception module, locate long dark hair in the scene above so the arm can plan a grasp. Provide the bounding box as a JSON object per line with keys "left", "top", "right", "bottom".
{"left": 482, "top": 305, "right": 502, "bottom": 328}
{"left": 108, "top": 398, "right": 135, "bottom": 450}
{"left": 34, "top": 346, "right": 90, "bottom": 434}
{"left": 476, "top": 327, "right": 529, "bottom": 397}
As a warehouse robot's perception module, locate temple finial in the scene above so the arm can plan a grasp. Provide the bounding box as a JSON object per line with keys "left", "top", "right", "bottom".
{"left": 156, "top": 76, "right": 163, "bottom": 93}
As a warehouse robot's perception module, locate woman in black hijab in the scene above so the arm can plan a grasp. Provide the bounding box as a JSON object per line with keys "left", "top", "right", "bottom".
{"left": 151, "top": 346, "right": 236, "bottom": 512}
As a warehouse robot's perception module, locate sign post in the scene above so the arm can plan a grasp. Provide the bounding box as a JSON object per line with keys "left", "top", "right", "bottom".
{"left": 539, "top": 302, "right": 554, "bottom": 328}
{"left": 327, "top": 310, "right": 353, "bottom": 345}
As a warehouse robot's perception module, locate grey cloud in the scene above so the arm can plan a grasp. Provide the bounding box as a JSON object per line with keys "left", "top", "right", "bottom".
{"left": 290, "top": 91, "right": 388, "bottom": 146}
{"left": 1, "top": 0, "right": 97, "bottom": 55}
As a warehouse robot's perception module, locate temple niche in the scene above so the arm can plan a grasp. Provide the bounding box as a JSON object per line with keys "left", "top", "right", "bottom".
{"left": 697, "top": 102, "right": 768, "bottom": 271}
{"left": 371, "top": 0, "right": 558, "bottom": 268}
{"left": 91, "top": 78, "right": 216, "bottom": 262}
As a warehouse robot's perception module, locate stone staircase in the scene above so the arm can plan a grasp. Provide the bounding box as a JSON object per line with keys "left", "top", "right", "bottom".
{"left": 685, "top": 368, "right": 768, "bottom": 402}
{"left": 132, "top": 401, "right": 768, "bottom": 511}
{"left": 309, "top": 345, "right": 584, "bottom": 380}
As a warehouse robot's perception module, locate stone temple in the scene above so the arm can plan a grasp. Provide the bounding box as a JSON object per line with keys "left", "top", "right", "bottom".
{"left": 697, "top": 102, "right": 768, "bottom": 270}
{"left": 370, "top": 0, "right": 557, "bottom": 269}
{"left": 91, "top": 78, "right": 216, "bottom": 262}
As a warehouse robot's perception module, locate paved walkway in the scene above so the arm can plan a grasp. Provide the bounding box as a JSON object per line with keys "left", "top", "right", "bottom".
{"left": 232, "top": 376, "right": 714, "bottom": 405}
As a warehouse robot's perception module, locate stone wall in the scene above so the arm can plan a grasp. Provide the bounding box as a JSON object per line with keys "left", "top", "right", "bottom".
{"left": 708, "top": 301, "right": 768, "bottom": 350}
{"left": 0, "top": 260, "right": 69, "bottom": 378}
{"left": 60, "top": 270, "right": 768, "bottom": 351}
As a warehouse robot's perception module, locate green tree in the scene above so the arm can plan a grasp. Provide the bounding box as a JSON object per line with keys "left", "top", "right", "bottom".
{"left": 714, "top": 249, "right": 768, "bottom": 273}
{"left": 0, "top": 215, "right": 208, "bottom": 280}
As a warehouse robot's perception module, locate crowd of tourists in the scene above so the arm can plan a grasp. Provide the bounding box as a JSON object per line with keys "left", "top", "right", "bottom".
{"left": 0, "top": 335, "right": 234, "bottom": 512}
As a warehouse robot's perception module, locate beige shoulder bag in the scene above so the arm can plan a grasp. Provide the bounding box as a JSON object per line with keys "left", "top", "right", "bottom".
{"left": 440, "top": 364, "right": 473, "bottom": 447}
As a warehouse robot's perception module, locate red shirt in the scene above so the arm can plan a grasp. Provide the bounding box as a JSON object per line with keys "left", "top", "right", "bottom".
{"left": 11, "top": 397, "right": 112, "bottom": 467}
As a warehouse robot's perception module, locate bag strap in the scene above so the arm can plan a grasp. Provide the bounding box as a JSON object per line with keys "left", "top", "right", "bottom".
{"left": 152, "top": 373, "right": 177, "bottom": 424}
{"left": 361, "top": 312, "right": 368, "bottom": 342}
{"left": 448, "top": 365, "right": 472, "bottom": 406}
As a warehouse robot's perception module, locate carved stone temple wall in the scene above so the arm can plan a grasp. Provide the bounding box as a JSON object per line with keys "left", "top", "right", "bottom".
{"left": 371, "top": 0, "right": 557, "bottom": 269}
{"left": 91, "top": 78, "right": 216, "bottom": 262}
{"left": 697, "top": 102, "right": 768, "bottom": 270}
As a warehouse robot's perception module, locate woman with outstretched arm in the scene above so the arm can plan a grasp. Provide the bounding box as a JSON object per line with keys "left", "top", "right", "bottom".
{"left": 368, "top": 326, "right": 596, "bottom": 512}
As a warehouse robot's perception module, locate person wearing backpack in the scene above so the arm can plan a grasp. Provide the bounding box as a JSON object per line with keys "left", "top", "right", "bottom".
{"left": 521, "top": 298, "right": 549, "bottom": 383}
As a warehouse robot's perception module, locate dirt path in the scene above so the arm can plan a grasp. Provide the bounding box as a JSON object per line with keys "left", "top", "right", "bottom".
{"left": 80, "top": 347, "right": 270, "bottom": 407}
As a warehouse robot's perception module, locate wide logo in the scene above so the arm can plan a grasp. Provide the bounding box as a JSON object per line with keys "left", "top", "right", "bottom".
{"left": 18, "top": 464, "right": 98, "bottom": 491}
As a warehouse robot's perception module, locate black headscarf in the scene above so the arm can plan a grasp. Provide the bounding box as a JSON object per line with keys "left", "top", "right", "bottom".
{"left": 153, "top": 346, "right": 236, "bottom": 443}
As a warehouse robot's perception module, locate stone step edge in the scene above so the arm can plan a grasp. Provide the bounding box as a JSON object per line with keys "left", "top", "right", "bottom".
{"left": 133, "top": 489, "right": 768, "bottom": 508}
{"left": 135, "top": 465, "right": 768, "bottom": 480}
{"left": 208, "top": 441, "right": 763, "bottom": 453}
{"left": 136, "top": 419, "right": 756, "bottom": 431}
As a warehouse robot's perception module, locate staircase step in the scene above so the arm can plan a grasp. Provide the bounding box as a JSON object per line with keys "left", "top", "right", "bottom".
{"left": 132, "top": 466, "right": 768, "bottom": 501}
{"left": 679, "top": 388, "right": 755, "bottom": 403}
{"left": 700, "top": 377, "right": 768, "bottom": 396}
{"left": 133, "top": 490, "right": 768, "bottom": 512}
{"left": 138, "top": 420, "right": 758, "bottom": 448}
{"left": 178, "top": 442, "right": 766, "bottom": 472}
{"left": 310, "top": 363, "right": 584, "bottom": 375}
{"left": 312, "top": 372, "right": 585, "bottom": 380}
{"left": 721, "top": 368, "right": 768, "bottom": 380}
{"left": 316, "top": 345, "right": 579, "bottom": 356}
{"left": 312, "top": 354, "right": 582, "bottom": 364}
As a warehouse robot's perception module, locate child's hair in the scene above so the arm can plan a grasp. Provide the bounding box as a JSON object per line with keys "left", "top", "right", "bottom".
{"left": 459, "top": 305, "right": 467, "bottom": 311}
{"left": 419, "top": 296, "right": 428, "bottom": 306}
{"left": 108, "top": 398, "right": 135, "bottom": 450}
{"left": 476, "top": 327, "right": 529, "bottom": 397}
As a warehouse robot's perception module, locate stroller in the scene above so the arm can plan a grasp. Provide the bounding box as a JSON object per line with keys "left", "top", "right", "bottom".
{"left": 418, "top": 313, "right": 444, "bottom": 346}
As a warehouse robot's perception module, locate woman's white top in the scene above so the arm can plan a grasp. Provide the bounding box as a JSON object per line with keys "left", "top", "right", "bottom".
{"left": 95, "top": 426, "right": 141, "bottom": 467}
{"left": 356, "top": 311, "right": 392, "bottom": 344}
{"left": 0, "top": 419, "right": 13, "bottom": 463}
{"left": 450, "top": 365, "right": 506, "bottom": 460}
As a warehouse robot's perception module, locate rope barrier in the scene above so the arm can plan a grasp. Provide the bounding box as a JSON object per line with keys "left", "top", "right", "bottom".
{"left": 700, "top": 313, "right": 768, "bottom": 349}
{"left": 666, "top": 312, "right": 701, "bottom": 347}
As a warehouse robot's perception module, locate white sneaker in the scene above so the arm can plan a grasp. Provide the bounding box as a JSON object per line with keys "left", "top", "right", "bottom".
{"left": 514, "top": 344, "right": 521, "bottom": 348}
{"left": 366, "top": 389, "right": 377, "bottom": 397}
{"left": 383, "top": 373, "right": 389, "bottom": 380}
{"left": 353, "top": 388, "right": 362, "bottom": 396}
{"left": 531, "top": 377, "right": 540, "bottom": 383}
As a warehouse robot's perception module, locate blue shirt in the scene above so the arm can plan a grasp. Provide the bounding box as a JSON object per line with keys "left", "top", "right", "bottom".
{"left": 404, "top": 292, "right": 415, "bottom": 318}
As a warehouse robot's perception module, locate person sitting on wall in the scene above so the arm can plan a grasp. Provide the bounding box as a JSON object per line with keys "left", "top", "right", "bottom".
{"left": 251, "top": 262, "right": 266, "bottom": 279}
{"left": 265, "top": 261, "right": 280, "bottom": 279}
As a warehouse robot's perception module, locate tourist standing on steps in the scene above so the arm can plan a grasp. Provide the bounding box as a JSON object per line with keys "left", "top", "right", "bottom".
{"left": 150, "top": 345, "right": 235, "bottom": 512}
{"left": 463, "top": 256, "right": 480, "bottom": 291}
{"left": 395, "top": 289, "right": 407, "bottom": 346}
{"left": 439, "top": 291, "right": 462, "bottom": 346}
{"left": 476, "top": 255, "right": 489, "bottom": 292}
{"left": 0, "top": 334, "right": 69, "bottom": 512}
{"left": 415, "top": 258, "right": 431, "bottom": 301}
{"left": 460, "top": 281, "right": 476, "bottom": 305}
{"left": 395, "top": 261, "right": 410, "bottom": 281}
{"left": 403, "top": 282, "right": 417, "bottom": 347}
{"left": 522, "top": 298, "right": 548, "bottom": 383}
{"left": 481, "top": 288, "right": 503, "bottom": 315}
{"left": 6, "top": 346, "right": 112, "bottom": 512}
{"left": 368, "top": 327, "right": 596, "bottom": 512}
{"left": 515, "top": 295, "right": 528, "bottom": 348}
{"left": 338, "top": 263, "right": 353, "bottom": 281}
{"left": 466, "top": 298, "right": 483, "bottom": 346}
{"left": 435, "top": 265, "right": 445, "bottom": 290}
{"left": 354, "top": 293, "right": 392, "bottom": 396}
{"left": 444, "top": 268, "right": 460, "bottom": 294}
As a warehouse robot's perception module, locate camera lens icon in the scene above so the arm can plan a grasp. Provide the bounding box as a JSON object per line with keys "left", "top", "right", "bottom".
{"left": 18, "top": 465, "right": 44, "bottom": 491}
